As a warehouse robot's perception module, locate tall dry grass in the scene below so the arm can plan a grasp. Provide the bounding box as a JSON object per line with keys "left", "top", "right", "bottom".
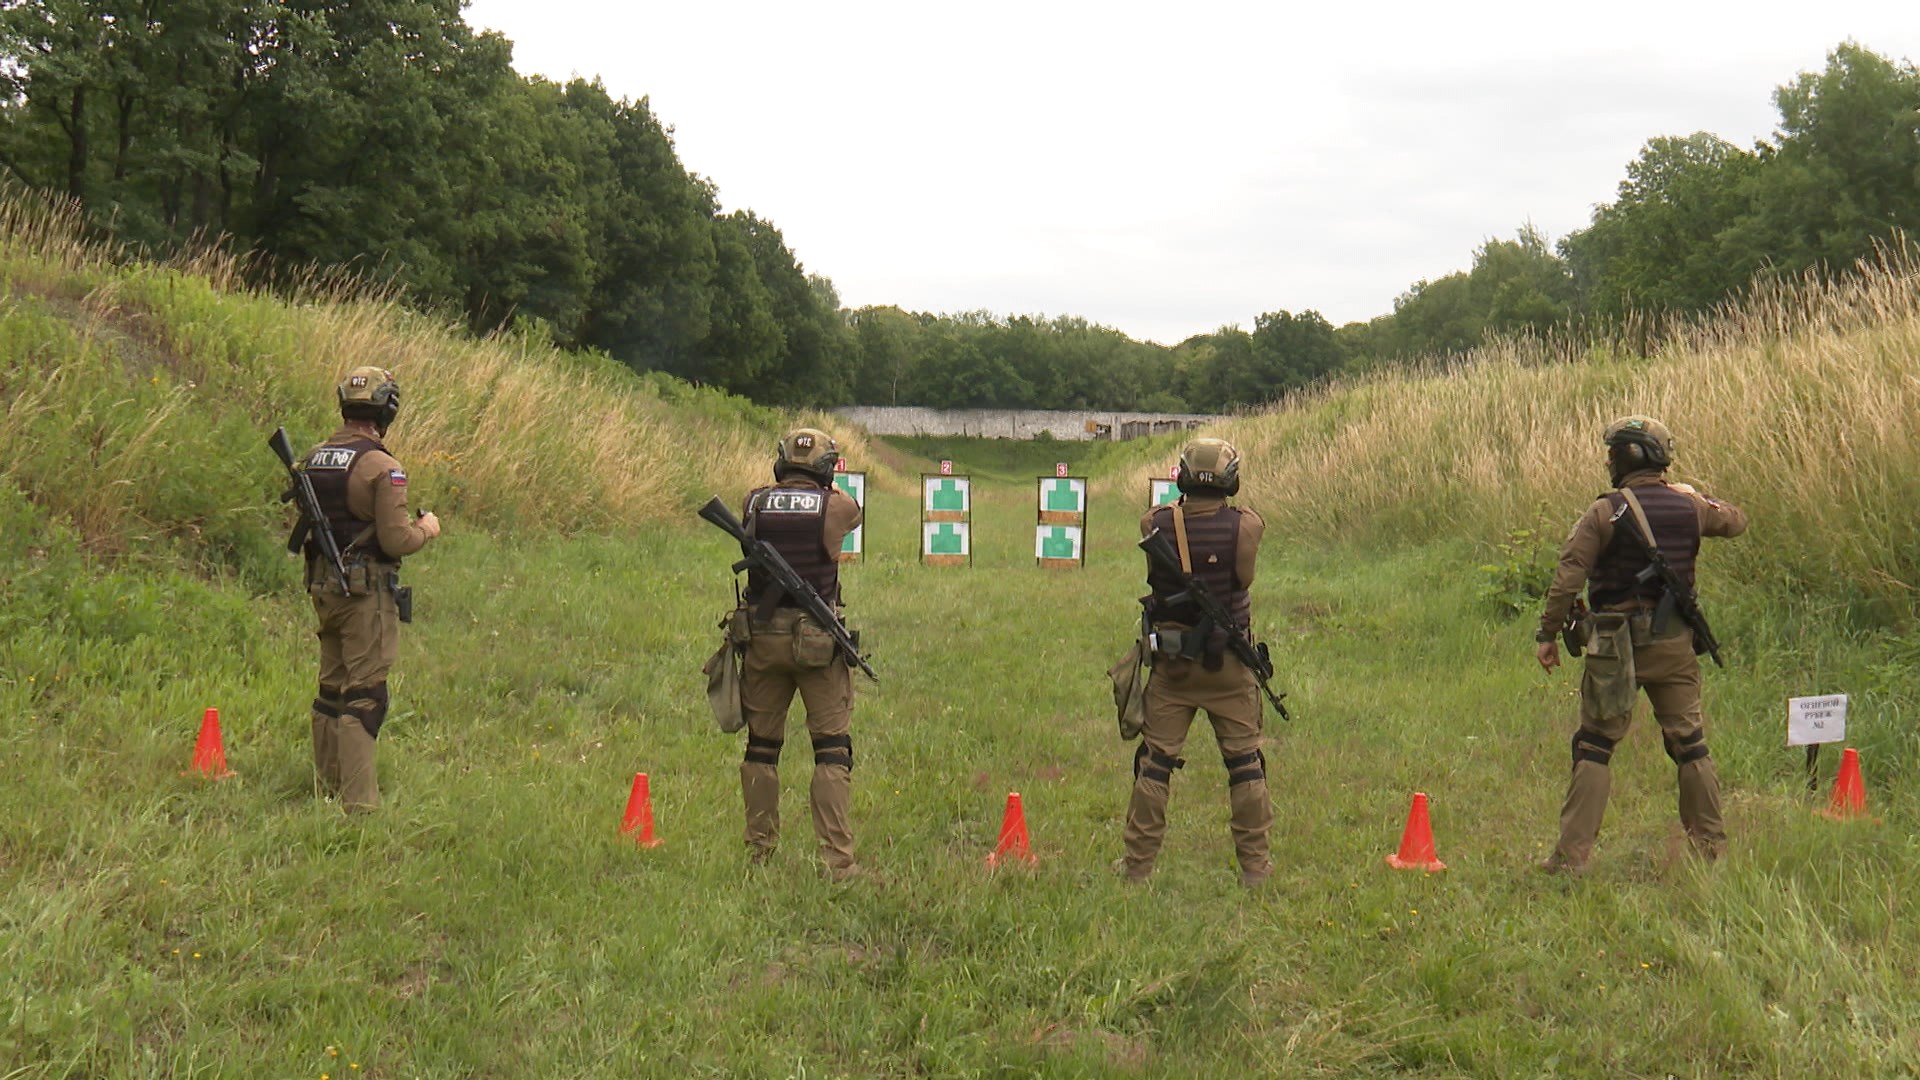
{"left": 0, "top": 186, "right": 853, "bottom": 546}
{"left": 1102, "top": 246, "right": 1920, "bottom": 609}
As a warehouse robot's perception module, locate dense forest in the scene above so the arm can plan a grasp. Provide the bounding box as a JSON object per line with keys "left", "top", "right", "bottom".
{"left": 2, "top": 6, "right": 1916, "bottom": 411}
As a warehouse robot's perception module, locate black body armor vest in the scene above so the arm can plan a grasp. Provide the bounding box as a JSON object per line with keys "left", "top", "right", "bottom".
{"left": 303, "top": 435, "right": 384, "bottom": 561}
{"left": 746, "top": 484, "right": 840, "bottom": 609}
{"left": 1145, "top": 503, "right": 1250, "bottom": 632}
{"left": 1589, "top": 485, "right": 1700, "bottom": 610}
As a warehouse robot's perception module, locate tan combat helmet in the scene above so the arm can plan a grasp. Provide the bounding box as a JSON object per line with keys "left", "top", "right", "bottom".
{"left": 775, "top": 427, "right": 840, "bottom": 482}
{"left": 1603, "top": 415, "right": 1674, "bottom": 481}
{"left": 338, "top": 366, "right": 401, "bottom": 431}
{"left": 1177, "top": 437, "right": 1241, "bottom": 495}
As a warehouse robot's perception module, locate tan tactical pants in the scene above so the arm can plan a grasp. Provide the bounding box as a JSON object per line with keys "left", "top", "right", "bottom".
{"left": 310, "top": 564, "right": 399, "bottom": 812}
{"left": 1121, "top": 651, "right": 1273, "bottom": 885}
{"left": 1554, "top": 614, "right": 1725, "bottom": 868}
{"left": 740, "top": 608, "right": 856, "bottom": 875}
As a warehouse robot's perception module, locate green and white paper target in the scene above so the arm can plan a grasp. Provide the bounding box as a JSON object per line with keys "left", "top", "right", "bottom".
{"left": 1035, "top": 524, "right": 1083, "bottom": 560}
{"left": 1149, "top": 479, "right": 1180, "bottom": 506}
{"left": 1037, "top": 477, "right": 1087, "bottom": 515}
{"left": 833, "top": 471, "right": 867, "bottom": 556}
{"left": 923, "top": 520, "right": 970, "bottom": 557}
{"left": 924, "top": 475, "right": 970, "bottom": 513}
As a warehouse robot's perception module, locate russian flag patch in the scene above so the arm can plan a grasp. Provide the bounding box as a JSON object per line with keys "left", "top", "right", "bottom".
{"left": 389, "top": 470, "right": 407, "bottom": 486}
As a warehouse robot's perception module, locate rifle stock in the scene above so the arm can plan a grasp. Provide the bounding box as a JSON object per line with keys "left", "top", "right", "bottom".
{"left": 1138, "top": 528, "right": 1290, "bottom": 720}
{"left": 700, "top": 496, "right": 877, "bottom": 681}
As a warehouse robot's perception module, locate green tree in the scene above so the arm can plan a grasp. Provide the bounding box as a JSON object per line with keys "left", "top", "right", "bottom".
{"left": 1729, "top": 42, "right": 1920, "bottom": 282}
{"left": 1560, "top": 134, "right": 1760, "bottom": 318}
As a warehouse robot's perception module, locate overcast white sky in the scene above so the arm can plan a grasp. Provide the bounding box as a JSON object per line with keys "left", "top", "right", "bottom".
{"left": 462, "top": 0, "right": 1919, "bottom": 345}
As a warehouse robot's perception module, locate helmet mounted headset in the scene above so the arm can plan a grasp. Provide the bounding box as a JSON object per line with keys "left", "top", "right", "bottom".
{"left": 338, "top": 367, "right": 401, "bottom": 435}
{"left": 774, "top": 428, "right": 840, "bottom": 483}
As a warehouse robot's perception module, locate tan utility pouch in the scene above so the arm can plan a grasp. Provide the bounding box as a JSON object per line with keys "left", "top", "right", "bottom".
{"left": 726, "top": 607, "right": 753, "bottom": 645}
{"left": 1108, "top": 638, "right": 1148, "bottom": 741}
{"left": 791, "top": 615, "right": 838, "bottom": 669}
{"left": 703, "top": 640, "right": 746, "bottom": 733}
{"left": 1581, "top": 613, "right": 1638, "bottom": 719}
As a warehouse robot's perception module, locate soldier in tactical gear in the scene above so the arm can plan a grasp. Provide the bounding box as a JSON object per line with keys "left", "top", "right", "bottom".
{"left": 735, "top": 427, "right": 864, "bottom": 879}
{"left": 300, "top": 367, "right": 440, "bottom": 811}
{"left": 1535, "top": 416, "right": 1746, "bottom": 873}
{"left": 1119, "top": 437, "right": 1274, "bottom": 886}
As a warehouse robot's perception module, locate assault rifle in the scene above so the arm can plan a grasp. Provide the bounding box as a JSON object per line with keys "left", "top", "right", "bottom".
{"left": 698, "top": 496, "right": 877, "bottom": 681}
{"left": 268, "top": 426, "right": 350, "bottom": 595}
{"left": 1139, "top": 528, "right": 1290, "bottom": 720}
{"left": 1619, "top": 491, "right": 1725, "bottom": 668}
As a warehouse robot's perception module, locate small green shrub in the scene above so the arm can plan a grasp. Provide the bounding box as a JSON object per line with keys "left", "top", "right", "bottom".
{"left": 1478, "top": 524, "right": 1556, "bottom": 617}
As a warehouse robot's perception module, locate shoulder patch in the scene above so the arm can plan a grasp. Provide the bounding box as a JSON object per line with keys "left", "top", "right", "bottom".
{"left": 389, "top": 470, "right": 407, "bottom": 486}
{"left": 308, "top": 448, "right": 358, "bottom": 470}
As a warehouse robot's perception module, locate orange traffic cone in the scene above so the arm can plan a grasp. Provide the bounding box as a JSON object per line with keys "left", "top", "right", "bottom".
{"left": 187, "top": 707, "right": 235, "bottom": 779}
{"left": 1384, "top": 792, "right": 1446, "bottom": 871}
{"left": 621, "top": 772, "right": 663, "bottom": 847}
{"left": 1821, "top": 747, "right": 1868, "bottom": 820}
{"left": 987, "top": 791, "right": 1036, "bottom": 866}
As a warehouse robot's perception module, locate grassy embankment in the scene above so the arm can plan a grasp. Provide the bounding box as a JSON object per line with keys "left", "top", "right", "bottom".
{"left": 6, "top": 188, "right": 1920, "bottom": 1076}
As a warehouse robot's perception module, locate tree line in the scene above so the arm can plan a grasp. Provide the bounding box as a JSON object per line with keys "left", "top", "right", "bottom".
{"left": 3, "top": 12, "right": 1916, "bottom": 413}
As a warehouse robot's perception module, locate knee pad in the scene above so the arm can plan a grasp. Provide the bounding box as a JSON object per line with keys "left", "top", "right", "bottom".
{"left": 744, "top": 733, "right": 783, "bottom": 766}
{"left": 343, "top": 681, "right": 390, "bottom": 739}
{"left": 1224, "top": 749, "right": 1265, "bottom": 787}
{"left": 1663, "top": 728, "right": 1710, "bottom": 765}
{"left": 1572, "top": 728, "right": 1617, "bottom": 767}
{"left": 1133, "top": 742, "right": 1185, "bottom": 784}
{"left": 311, "top": 697, "right": 342, "bottom": 720}
{"left": 811, "top": 733, "right": 853, "bottom": 772}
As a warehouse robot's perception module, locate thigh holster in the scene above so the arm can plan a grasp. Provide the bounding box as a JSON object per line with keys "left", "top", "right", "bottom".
{"left": 744, "top": 733, "right": 783, "bottom": 766}
{"left": 1572, "top": 727, "right": 1617, "bottom": 767}
{"left": 812, "top": 733, "right": 853, "bottom": 772}
{"left": 1663, "top": 728, "right": 1711, "bottom": 766}
{"left": 342, "top": 681, "right": 390, "bottom": 739}
{"left": 1224, "top": 749, "right": 1265, "bottom": 787}
{"left": 1133, "top": 742, "right": 1185, "bottom": 785}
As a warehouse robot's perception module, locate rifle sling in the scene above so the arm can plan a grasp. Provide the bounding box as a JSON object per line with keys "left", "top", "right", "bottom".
{"left": 1171, "top": 504, "right": 1193, "bottom": 573}
{"left": 1619, "top": 487, "right": 1676, "bottom": 633}
{"left": 1617, "top": 487, "right": 1661, "bottom": 562}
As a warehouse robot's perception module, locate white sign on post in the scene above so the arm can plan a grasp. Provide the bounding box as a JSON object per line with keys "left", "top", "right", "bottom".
{"left": 1787, "top": 694, "right": 1848, "bottom": 747}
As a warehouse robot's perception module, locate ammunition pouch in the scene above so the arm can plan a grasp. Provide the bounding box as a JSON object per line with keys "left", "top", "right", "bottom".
{"left": 792, "top": 614, "right": 837, "bottom": 670}
{"left": 1151, "top": 627, "right": 1210, "bottom": 661}
{"left": 726, "top": 607, "right": 753, "bottom": 646}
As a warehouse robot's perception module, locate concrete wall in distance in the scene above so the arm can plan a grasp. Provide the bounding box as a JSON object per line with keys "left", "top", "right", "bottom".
{"left": 830, "top": 406, "right": 1219, "bottom": 441}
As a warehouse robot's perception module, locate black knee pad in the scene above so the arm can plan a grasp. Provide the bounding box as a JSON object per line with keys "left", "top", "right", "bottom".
{"left": 1572, "top": 728, "right": 1616, "bottom": 767}
{"left": 744, "top": 733, "right": 783, "bottom": 766}
{"left": 812, "top": 733, "right": 853, "bottom": 772}
{"left": 1133, "top": 743, "right": 1185, "bottom": 784}
{"left": 1224, "top": 749, "right": 1265, "bottom": 787}
{"left": 311, "top": 697, "right": 342, "bottom": 719}
{"left": 343, "top": 681, "right": 390, "bottom": 739}
{"left": 1663, "top": 729, "right": 1710, "bottom": 766}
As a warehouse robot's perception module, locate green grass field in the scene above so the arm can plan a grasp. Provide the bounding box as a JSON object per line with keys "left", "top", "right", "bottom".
{"left": 7, "top": 197, "right": 1920, "bottom": 1076}
{"left": 6, "top": 456, "right": 1919, "bottom": 1077}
